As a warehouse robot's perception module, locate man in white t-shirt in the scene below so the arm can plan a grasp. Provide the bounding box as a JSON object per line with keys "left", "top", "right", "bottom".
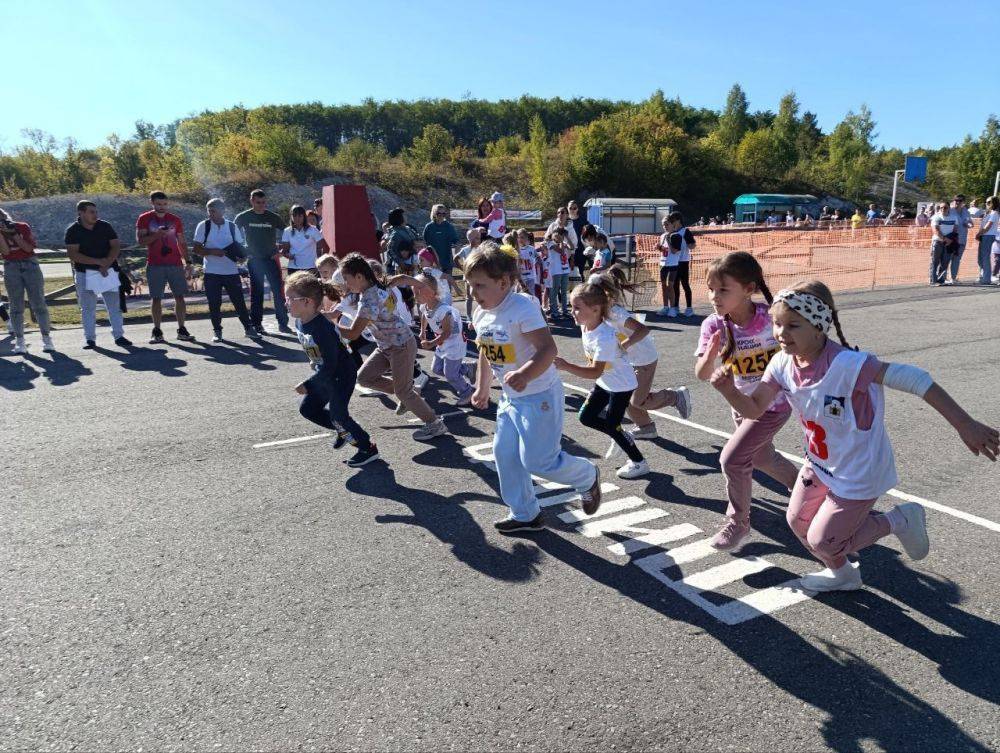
{"left": 193, "top": 198, "right": 257, "bottom": 342}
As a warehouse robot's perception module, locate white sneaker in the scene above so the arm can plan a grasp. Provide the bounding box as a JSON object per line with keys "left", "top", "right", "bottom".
{"left": 629, "top": 423, "right": 658, "bottom": 440}
{"left": 356, "top": 386, "right": 379, "bottom": 396}
{"left": 12, "top": 338, "right": 26, "bottom": 354}
{"left": 414, "top": 371, "right": 430, "bottom": 390}
{"left": 943, "top": 279, "right": 954, "bottom": 286}
{"left": 683, "top": 307, "right": 694, "bottom": 317}
{"left": 673, "top": 386, "right": 692, "bottom": 420}
{"left": 413, "top": 419, "right": 448, "bottom": 441}
{"left": 616, "top": 459, "right": 650, "bottom": 479}
{"left": 456, "top": 392, "right": 473, "bottom": 406}
{"left": 41, "top": 335, "right": 55, "bottom": 352}
{"left": 799, "top": 562, "right": 863, "bottom": 592}
{"left": 212, "top": 331, "right": 223, "bottom": 343}
{"left": 666, "top": 307, "right": 678, "bottom": 317}
{"left": 605, "top": 440, "right": 623, "bottom": 460}
{"left": 893, "top": 502, "right": 930, "bottom": 561}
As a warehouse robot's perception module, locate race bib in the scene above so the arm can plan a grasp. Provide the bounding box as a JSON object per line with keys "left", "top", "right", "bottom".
{"left": 728, "top": 346, "right": 779, "bottom": 377}
{"left": 477, "top": 339, "right": 516, "bottom": 365}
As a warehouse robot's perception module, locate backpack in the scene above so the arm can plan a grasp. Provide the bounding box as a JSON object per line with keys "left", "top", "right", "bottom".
{"left": 201, "top": 219, "right": 246, "bottom": 262}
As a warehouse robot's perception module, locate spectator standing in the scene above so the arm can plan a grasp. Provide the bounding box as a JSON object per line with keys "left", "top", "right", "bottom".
{"left": 136, "top": 190, "right": 193, "bottom": 344}
{"left": 234, "top": 189, "right": 291, "bottom": 335}
{"left": 0, "top": 208, "right": 54, "bottom": 354}
{"left": 281, "top": 204, "right": 327, "bottom": 275}
{"left": 968, "top": 198, "right": 984, "bottom": 219}
{"left": 382, "top": 207, "right": 418, "bottom": 275}
{"left": 567, "top": 201, "right": 588, "bottom": 280}
{"left": 193, "top": 198, "right": 257, "bottom": 342}
{"left": 312, "top": 198, "right": 324, "bottom": 229}
{"left": 865, "top": 203, "right": 879, "bottom": 225}
{"left": 930, "top": 200, "right": 959, "bottom": 286}
{"left": 947, "top": 194, "right": 974, "bottom": 283}
{"left": 65, "top": 200, "right": 130, "bottom": 349}
{"left": 974, "top": 196, "right": 999, "bottom": 285}
{"left": 850, "top": 208, "right": 865, "bottom": 230}
{"left": 915, "top": 206, "right": 931, "bottom": 227}
{"left": 484, "top": 191, "right": 507, "bottom": 242}
{"left": 545, "top": 206, "right": 579, "bottom": 256}
{"left": 422, "top": 204, "right": 460, "bottom": 278}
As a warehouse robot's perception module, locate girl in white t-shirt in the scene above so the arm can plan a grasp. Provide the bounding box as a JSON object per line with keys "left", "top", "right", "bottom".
{"left": 281, "top": 205, "right": 328, "bottom": 272}
{"left": 554, "top": 281, "right": 650, "bottom": 480}
{"left": 711, "top": 279, "right": 998, "bottom": 592}
{"left": 414, "top": 272, "right": 474, "bottom": 405}
{"left": 468, "top": 243, "right": 602, "bottom": 533}
{"left": 515, "top": 229, "right": 540, "bottom": 304}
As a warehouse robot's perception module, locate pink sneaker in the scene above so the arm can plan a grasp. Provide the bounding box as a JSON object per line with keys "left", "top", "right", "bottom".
{"left": 709, "top": 520, "right": 750, "bottom": 550}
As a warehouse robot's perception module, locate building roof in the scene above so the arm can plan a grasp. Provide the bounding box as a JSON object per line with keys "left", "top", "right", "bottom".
{"left": 584, "top": 197, "right": 677, "bottom": 207}
{"left": 733, "top": 194, "right": 819, "bottom": 205}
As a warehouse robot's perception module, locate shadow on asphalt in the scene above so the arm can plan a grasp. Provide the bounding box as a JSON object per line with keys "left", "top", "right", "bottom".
{"left": 0, "top": 350, "right": 94, "bottom": 390}
{"left": 346, "top": 466, "right": 544, "bottom": 584}
{"left": 171, "top": 338, "right": 304, "bottom": 371}
{"left": 93, "top": 344, "right": 188, "bottom": 377}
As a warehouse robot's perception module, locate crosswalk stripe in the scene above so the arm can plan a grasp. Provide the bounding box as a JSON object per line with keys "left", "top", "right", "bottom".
{"left": 539, "top": 483, "right": 620, "bottom": 508}
{"left": 558, "top": 496, "right": 647, "bottom": 523}
{"left": 713, "top": 582, "right": 815, "bottom": 625}
{"left": 678, "top": 556, "right": 772, "bottom": 592}
{"left": 577, "top": 508, "right": 670, "bottom": 538}
{"left": 607, "top": 523, "right": 703, "bottom": 556}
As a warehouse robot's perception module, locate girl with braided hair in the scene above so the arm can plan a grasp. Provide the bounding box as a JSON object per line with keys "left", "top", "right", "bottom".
{"left": 710, "top": 279, "right": 998, "bottom": 592}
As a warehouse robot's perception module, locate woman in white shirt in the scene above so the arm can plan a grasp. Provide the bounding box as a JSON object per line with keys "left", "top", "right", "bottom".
{"left": 974, "top": 196, "right": 999, "bottom": 285}
{"left": 281, "top": 205, "right": 328, "bottom": 274}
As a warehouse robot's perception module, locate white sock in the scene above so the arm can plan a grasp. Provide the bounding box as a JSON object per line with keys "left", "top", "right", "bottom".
{"left": 884, "top": 506, "right": 907, "bottom": 534}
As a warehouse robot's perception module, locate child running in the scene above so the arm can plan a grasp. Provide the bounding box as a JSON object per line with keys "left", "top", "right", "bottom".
{"left": 414, "top": 272, "right": 475, "bottom": 406}
{"left": 468, "top": 242, "right": 602, "bottom": 532}
{"left": 286, "top": 271, "right": 378, "bottom": 467}
{"left": 694, "top": 251, "right": 799, "bottom": 550}
{"left": 593, "top": 266, "right": 691, "bottom": 443}
{"left": 337, "top": 253, "right": 448, "bottom": 441}
{"left": 710, "top": 279, "right": 998, "bottom": 591}
{"left": 554, "top": 281, "right": 650, "bottom": 479}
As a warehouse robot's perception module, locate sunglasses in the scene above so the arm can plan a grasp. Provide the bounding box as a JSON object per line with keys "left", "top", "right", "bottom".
{"left": 285, "top": 296, "right": 308, "bottom": 304}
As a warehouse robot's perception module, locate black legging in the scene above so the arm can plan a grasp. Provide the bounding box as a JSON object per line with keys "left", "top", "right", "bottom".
{"left": 578, "top": 384, "right": 644, "bottom": 462}
{"left": 574, "top": 248, "right": 587, "bottom": 280}
{"left": 673, "top": 261, "right": 692, "bottom": 309}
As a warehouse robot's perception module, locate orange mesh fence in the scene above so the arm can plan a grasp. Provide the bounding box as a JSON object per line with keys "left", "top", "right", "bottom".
{"left": 633, "top": 225, "right": 943, "bottom": 306}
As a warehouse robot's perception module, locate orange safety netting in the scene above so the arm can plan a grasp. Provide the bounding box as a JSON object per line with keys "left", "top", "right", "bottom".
{"left": 632, "top": 225, "right": 944, "bottom": 306}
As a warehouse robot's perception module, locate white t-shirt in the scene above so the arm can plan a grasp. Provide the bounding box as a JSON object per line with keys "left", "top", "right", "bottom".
{"left": 194, "top": 218, "right": 245, "bottom": 276}
{"left": 979, "top": 210, "right": 999, "bottom": 237}
{"left": 658, "top": 231, "right": 680, "bottom": 267}
{"left": 931, "top": 212, "right": 958, "bottom": 238}
{"left": 518, "top": 245, "right": 537, "bottom": 284}
{"left": 336, "top": 299, "right": 375, "bottom": 343}
{"left": 606, "top": 305, "right": 658, "bottom": 367}
{"left": 421, "top": 266, "right": 452, "bottom": 306}
{"left": 282, "top": 225, "right": 323, "bottom": 270}
{"left": 421, "top": 302, "right": 465, "bottom": 360}
{"left": 581, "top": 322, "right": 638, "bottom": 393}
{"left": 473, "top": 290, "right": 558, "bottom": 398}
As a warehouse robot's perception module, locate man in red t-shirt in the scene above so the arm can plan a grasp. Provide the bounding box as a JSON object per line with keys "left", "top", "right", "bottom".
{"left": 136, "top": 190, "right": 192, "bottom": 343}
{"left": 0, "top": 208, "right": 53, "bottom": 354}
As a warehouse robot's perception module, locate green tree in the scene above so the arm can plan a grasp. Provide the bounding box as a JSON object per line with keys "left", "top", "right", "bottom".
{"left": 715, "top": 84, "right": 749, "bottom": 150}
{"left": 404, "top": 123, "right": 455, "bottom": 165}
{"left": 949, "top": 116, "right": 1000, "bottom": 197}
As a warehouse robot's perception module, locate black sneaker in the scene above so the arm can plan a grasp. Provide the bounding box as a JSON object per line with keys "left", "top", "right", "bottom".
{"left": 177, "top": 327, "right": 195, "bottom": 342}
{"left": 149, "top": 328, "right": 165, "bottom": 344}
{"left": 114, "top": 336, "right": 132, "bottom": 347}
{"left": 254, "top": 325, "right": 268, "bottom": 337}
{"left": 82, "top": 339, "right": 96, "bottom": 350}
{"left": 494, "top": 513, "right": 545, "bottom": 534}
{"left": 332, "top": 432, "right": 354, "bottom": 450}
{"left": 346, "top": 444, "right": 379, "bottom": 467}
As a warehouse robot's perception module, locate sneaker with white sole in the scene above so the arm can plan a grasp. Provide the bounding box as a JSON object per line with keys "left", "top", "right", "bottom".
{"left": 414, "top": 371, "right": 430, "bottom": 390}
{"left": 616, "top": 459, "right": 650, "bottom": 479}
{"left": 494, "top": 513, "right": 545, "bottom": 534}
{"left": 212, "top": 330, "right": 223, "bottom": 343}
{"left": 12, "top": 338, "right": 26, "bottom": 354}
{"left": 413, "top": 418, "right": 448, "bottom": 441}
{"left": 673, "top": 386, "right": 692, "bottom": 419}
{"left": 346, "top": 444, "right": 379, "bottom": 467}
{"left": 456, "top": 391, "right": 473, "bottom": 406}
{"left": 630, "top": 423, "right": 658, "bottom": 440}
{"left": 709, "top": 520, "right": 750, "bottom": 550}
{"left": 41, "top": 335, "right": 55, "bottom": 353}
{"left": 892, "top": 502, "right": 929, "bottom": 560}
{"left": 657, "top": 306, "right": 671, "bottom": 316}
{"left": 579, "top": 465, "right": 602, "bottom": 515}
{"left": 799, "top": 562, "right": 863, "bottom": 592}
{"left": 667, "top": 307, "right": 678, "bottom": 317}
{"left": 683, "top": 307, "right": 694, "bottom": 317}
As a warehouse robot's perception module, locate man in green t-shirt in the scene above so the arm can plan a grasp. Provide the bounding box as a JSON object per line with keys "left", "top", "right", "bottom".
{"left": 234, "top": 189, "right": 290, "bottom": 334}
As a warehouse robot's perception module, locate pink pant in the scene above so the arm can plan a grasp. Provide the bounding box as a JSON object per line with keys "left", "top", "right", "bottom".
{"left": 787, "top": 466, "right": 891, "bottom": 569}
{"left": 719, "top": 406, "right": 799, "bottom": 525}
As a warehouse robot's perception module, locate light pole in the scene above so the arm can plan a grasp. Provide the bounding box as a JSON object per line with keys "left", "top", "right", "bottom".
{"left": 994, "top": 170, "right": 999, "bottom": 198}
{"left": 890, "top": 169, "right": 905, "bottom": 215}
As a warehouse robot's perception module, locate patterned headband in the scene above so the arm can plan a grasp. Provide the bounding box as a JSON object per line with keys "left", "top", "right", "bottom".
{"left": 773, "top": 289, "right": 833, "bottom": 333}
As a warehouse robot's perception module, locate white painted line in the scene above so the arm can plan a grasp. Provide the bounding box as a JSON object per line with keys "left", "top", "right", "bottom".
{"left": 608, "top": 523, "right": 703, "bottom": 556}
{"left": 253, "top": 433, "right": 331, "bottom": 449}
{"left": 558, "top": 495, "right": 647, "bottom": 523}
{"left": 577, "top": 508, "right": 670, "bottom": 538}
{"left": 407, "top": 409, "right": 470, "bottom": 423}
{"left": 539, "top": 483, "right": 620, "bottom": 508}
{"left": 680, "top": 556, "right": 771, "bottom": 592}
{"left": 633, "top": 538, "right": 719, "bottom": 570}
{"left": 563, "top": 381, "right": 1000, "bottom": 534}
{"left": 714, "top": 582, "right": 815, "bottom": 626}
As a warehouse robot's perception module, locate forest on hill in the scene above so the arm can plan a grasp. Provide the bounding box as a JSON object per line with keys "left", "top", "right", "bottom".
{"left": 1, "top": 87, "right": 998, "bottom": 217}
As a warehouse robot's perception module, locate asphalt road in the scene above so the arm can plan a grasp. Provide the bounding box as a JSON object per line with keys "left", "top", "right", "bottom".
{"left": 3, "top": 283, "right": 999, "bottom": 752}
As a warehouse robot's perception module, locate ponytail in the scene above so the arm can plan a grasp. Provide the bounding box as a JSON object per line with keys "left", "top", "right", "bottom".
{"left": 831, "top": 309, "right": 856, "bottom": 351}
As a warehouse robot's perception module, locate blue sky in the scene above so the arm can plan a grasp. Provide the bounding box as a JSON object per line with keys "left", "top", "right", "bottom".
{"left": 5, "top": 0, "right": 995, "bottom": 152}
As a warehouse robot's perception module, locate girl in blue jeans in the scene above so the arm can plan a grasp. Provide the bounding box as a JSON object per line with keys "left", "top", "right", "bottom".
{"left": 286, "top": 271, "right": 379, "bottom": 468}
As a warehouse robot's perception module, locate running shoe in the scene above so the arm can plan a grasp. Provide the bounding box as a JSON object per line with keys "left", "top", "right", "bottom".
{"left": 616, "top": 459, "right": 650, "bottom": 479}
{"left": 709, "top": 520, "right": 751, "bottom": 550}
{"left": 12, "top": 338, "right": 26, "bottom": 355}
{"left": 630, "top": 423, "right": 658, "bottom": 440}
{"left": 579, "top": 465, "right": 602, "bottom": 515}
{"left": 892, "top": 502, "right": 930, "bottom": 560}
{"left": 41, "top": 335, "right": 55, "bottom": 353}
{"left": 177, "top": 326, "right": 195, "bottom": 342}
{"left": 114, "top": 336, "right": 132, "bottom": 347}
{"left": 799, "top": 563, "right": 863, "bottom": 592}
{"left": 149, "top": 327, "right": 165, "bottom": 344}
{"left": 494, "top": 513, "right": 545, "bottom": 534}
{"left": 212, "top": 330, "right": 223, "bottom": 343}
{"left": 346, "top": 444, "right": 380, "bottom": 467}
{"left": 673, "top": 386, "right": 692, "bottom": 419}
{"left": 412, "top": 419, "right": 448, "bottom": 441}
{"left": 414, "top": 371, "right": 430, "bottom": 390}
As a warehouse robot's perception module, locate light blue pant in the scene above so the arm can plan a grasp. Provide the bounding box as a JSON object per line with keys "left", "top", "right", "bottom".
{"left": 493, "top": 381, "right": 596, "bottom": 521}
{"left": 977, "top": 235, "right": 995, "bottom": 284}
{"left": 549, "top": 273, "right": 569, "bottom": 317}
{"left": 75, "top": 271, "right": 124, "bottom": 341}
{"left": 4, "top": 258, "right": 51, "bottom": 337}
{"left": 948, "top": 242, "right": 966, "bottom": 280}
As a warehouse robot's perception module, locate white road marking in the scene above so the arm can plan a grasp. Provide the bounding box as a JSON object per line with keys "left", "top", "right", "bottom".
{"left": 562, "top": 381, "right": 1000, "bottom": 534}
{"left": 680, "top": 556, "right": 772, "bottom": 592}
{"left": 539, "top": 483, "right": 620, "bottom": 508}
{"left": 407, "top": 409, "right": 471, "bottom": 423}
{"left": 557, "top": 495, "right": 647, "bottom": 523}
{"left": 577, "top": 508, "right": 671, "bottom": 538}
{"left": 714, "top": 583, "right": 814, "bottom": 626}
{"left": 253, "top": 433, "right": 331, "bottom": 449}
{"left": 607, "top": 523, "right": 703, "bottom": 556}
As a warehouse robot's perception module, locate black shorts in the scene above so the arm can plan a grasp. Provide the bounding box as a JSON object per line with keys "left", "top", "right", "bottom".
{"left": 659, "top": 265, "right": 677, "bottom": 283}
